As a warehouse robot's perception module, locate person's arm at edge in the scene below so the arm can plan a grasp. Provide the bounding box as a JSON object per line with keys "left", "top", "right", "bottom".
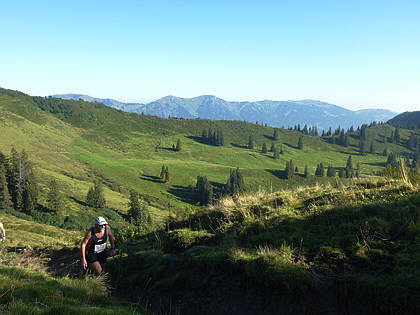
{"left": 106, "top": 225, "right": 115, "bottom": 257}
{"left": 80, "top": 229, "right": 92, "bottom": 269}
{"left": 0, "top": 223, "right": 5, "bottom": 240}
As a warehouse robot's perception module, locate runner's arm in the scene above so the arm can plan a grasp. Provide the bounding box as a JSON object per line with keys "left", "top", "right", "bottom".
{"left": 80, "top": 230, "right": 92, "bottom": 269}
{"left": 0, "top": 223, "right": 5, "bottom": 240}
{"left": 107, "top": 225, "right": 115, "bottom": 256}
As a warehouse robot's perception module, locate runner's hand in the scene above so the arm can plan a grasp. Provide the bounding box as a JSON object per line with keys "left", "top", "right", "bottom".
{"left": 82, "top": 259, "right": 88, "bottom": 269}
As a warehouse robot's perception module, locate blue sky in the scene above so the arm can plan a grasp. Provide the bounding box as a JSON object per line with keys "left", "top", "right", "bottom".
{"left": 1, "top": 0, "right": 419, "bottom": 112}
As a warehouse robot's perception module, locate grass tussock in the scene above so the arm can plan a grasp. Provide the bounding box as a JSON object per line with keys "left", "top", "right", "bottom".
{"left": 107, "top": 177, "right": 420, "bottom": 314}
{"left": 0, "top": 265, "right": 143, "bottom": 314}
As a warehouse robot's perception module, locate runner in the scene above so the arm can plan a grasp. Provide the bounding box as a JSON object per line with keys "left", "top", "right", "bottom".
{"left": 81, "top": 216, "right": 115, "bottom": 276}
{"left": 0, "top": 222, "right": 5, "bottom": 241}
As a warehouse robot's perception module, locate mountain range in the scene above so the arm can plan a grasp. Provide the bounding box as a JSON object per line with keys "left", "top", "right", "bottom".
{"left": 53, "top": 93, "right": 398, "bottom": 130}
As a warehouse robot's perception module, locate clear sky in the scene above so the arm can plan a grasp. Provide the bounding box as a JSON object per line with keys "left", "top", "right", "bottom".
{"left": 1, "top": 0, "right": 419, "bottom": 112}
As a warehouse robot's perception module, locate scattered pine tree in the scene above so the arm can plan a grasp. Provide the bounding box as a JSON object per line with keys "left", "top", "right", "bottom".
{"left": 47, "top": 178, "right": 62, "bottom": 213}
{"left": 262, "top": 143, "right": 267, "bottom": 153}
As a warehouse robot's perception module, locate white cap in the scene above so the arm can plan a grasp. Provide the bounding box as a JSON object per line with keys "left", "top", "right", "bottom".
{"left": 95, "top": 216, "right": 108, "bottom": 225}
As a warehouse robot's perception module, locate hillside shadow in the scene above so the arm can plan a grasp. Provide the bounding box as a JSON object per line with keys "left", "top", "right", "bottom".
{"left": 186, "top": 135, "right": 208, "bottom": 146}
{"left": 69, "top": 196, "right": 88, "bottom": 207}
{"left": 336, "top": 150, "right": 352, "bottom": 155}
{"left": 141, "top": 174, "right": 163, "bottom": 183}
{"left": 231, "top": 143, "right": 247, "bottom": 149}
{"left": 263, "top": 135, "right": 275, "bottom": 141}
{"left": 364, "top": 161, "right": 386, "bottom": 167}
{"left": 266, "top": 169, "right": 286, "bottom": 179}
{"left": 168, "top": 184, "right": 197, "bottom": 204}
{"left": 36, "top": 204, "right": 55, "bottom": 213}
{"left": 210, "top": 181, "right": 226, "bottom": 198}
{"left": 283, "top": 142, "right": 298, "bottom": 150}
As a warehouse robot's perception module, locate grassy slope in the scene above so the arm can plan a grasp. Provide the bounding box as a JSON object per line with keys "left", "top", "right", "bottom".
{"left": 0, "top": 213, "right": 79, "bottom": 248}
{"left": 109, "top": 179, "right": 420, "bottom": 314}
{"left": 65, "top": 115, "right": 416, "bottom": 211}
{"left": 0, "top": 212, "right": 142, "bottom": 314}
{"left": 0, "top": 94, "right": 129, "bottom": 215}
{"left": 0, "top": 88, "right": 417, "bottom": 220}
{"left": 0, "top": 265, "right": 142, "bottom": 314}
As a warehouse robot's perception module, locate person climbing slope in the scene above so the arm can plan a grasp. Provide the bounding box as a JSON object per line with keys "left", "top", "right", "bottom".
{"left": 0, "top": 222, "right": 5, "bottom": 241}
{"left": 81, "top": 216, "right": 115, "bottom": 276}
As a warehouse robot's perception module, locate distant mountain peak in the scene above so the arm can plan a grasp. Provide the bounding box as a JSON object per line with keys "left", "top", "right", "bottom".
{"left": 52, "top": 93, "right": 398, "bottom": 130}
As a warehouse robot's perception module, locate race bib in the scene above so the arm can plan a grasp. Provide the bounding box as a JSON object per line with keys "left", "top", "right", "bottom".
{"left": 94, "top": 243, "right": 106, "bottom": 253}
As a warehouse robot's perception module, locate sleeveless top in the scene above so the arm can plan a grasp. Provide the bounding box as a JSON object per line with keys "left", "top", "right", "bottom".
{"left": 86, "top": 227, "right": 107, "bottom": 254}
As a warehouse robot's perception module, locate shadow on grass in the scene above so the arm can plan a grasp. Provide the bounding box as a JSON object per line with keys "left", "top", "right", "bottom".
{"left": 283, "top": 142, "right": 298, "bottom": 150}
{"left": 266, "top": 169, "right": 286, "bottom": 179}
{"left": 263, "top": 134, "right": 275, "bottom": 141}
{"left": 168, "top": 184, "right": 197, "bottom": 204}
{"left": 364, "top": 161, "right": 387, "bottom": 167}
{"left": 159, "top": 146, "right": 176, "bottom": 152}
{"left": 141, "top": 174, "right": 163, "bottom": 183}
{"left": 231, "top": 143, "right": 247, "bottom": 149}
{"left": 69, "top": 196, "right": 89, "bottom": 207}
{"left": 186, "top": 135, "right": 212, "bottom": 146}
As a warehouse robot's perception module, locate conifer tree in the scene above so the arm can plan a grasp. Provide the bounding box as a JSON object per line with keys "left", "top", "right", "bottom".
{"left": 304, "top": 165, "right": 309, "bottom": 178}
{"left": 196, "top": 175, "right": 214, "bottom": 205}
{"left": 319, "top": 163, "right": 325, "bottom": 177}
{"left": 408, "top": 133, "right": 416, "bottom": 150}
{"left": 128, "top": 190, "right": 141, "bottom": 220}
{"left": 87, "top": 181, "right": 106, "bottom": 209}
{"left": 359, "top": 139, "right": 367, "bottom": 156}
{"left": 270, "top": 143, "right": 275, "bottom": 152}
{"left": 389, "top": 131, "right": 394, "bottom": 143}
{"left": 164, "top": 166, "right": 169, "bottom": 182}
{"left": 345, "top": 155, "right": 354, "bottom": 178}
{"left": 160, "top": 164, "right": 166, "bottom": 179}
{"left": 225, "top": 168, "right": 244, "bottom": 195}
{"left": 0, "top": 164, "right": 12, "bottom": 210}
{"left": 286, "top": 160, "right": 295, "bottom": 179}
{"left": 339, "top": 129, "right": 345, "bottom": 146}
{"left": 202, "top": 129, "right": 207, "bottom": 140}
{"left": 327, "top": 166, "right": 336, "bottom": 177}
{"left": 273, "top": 147, "right": 280, "bottom": 159}
{"left": 248, "top": 135, "right": 254, "bottom": 149}
{"left": 22, "top": 173, "right": 38, "bottom": 214}
{"left": 346, "top": 155, "right": 353, "bottom": 169}
{"left": 47, "top": 178, "right": 62, "bottom": 213}
{"left": 338, "top": 169, "right": 346, "bottom": 178}
{"left": 360, "top": 124, "right": 367, "bottom": 141}
{"left": 202, "top": 180, "right": 213, "bottom": 205}
{"left": 344, "top": 134, "right": 349, "bottom": 147}
{"left": 315, "top": 163, "right": 324, "bottom": 177}
{"left": 273, "top": 129, "right": 279, "bottom": 140}
{"left": 176, "top": 139, "right": 182, "bottom": 152}
{"left": 93, "top": 180, "right": 106, "bottom": 209}
{"left": 128, "top": 190, "right": 151, "bottom": 225}
{"left": 394, "top": 126, "right": 401, "bottom": 144}
{"left": 217, "top": 130, "right": 225, "bottom": 146}
{"left": 262, "top": 143, "right": 267, "bottom": 153}
{"left": 298, "top": 136, "right": 303, "bottom": 150}
{"left": 369, "top": 141, "right": 375, "bottom": 154}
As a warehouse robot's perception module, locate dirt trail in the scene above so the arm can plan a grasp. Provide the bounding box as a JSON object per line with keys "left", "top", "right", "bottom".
{"left": 8, "top": 245, "right": 83, "bottom": 278}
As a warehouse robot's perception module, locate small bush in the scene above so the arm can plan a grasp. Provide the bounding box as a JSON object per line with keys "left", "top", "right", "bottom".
{"left": 164, "top": 229, "right": 215, "bottom": 252}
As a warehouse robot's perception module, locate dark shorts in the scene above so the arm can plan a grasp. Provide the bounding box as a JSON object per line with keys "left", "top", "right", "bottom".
{"left": 86, "top": 251, "right": 108, "bottom": 264}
